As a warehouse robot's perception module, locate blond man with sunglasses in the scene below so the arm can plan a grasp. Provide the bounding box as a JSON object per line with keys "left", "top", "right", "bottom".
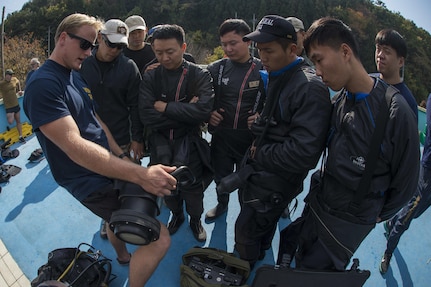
{"left": 24, "top": 13, "right": 176, "bottom": 287}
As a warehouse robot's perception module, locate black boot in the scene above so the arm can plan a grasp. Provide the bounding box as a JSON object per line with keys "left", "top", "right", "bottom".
{"left": 205, "top": 192, "right": 229, "bottom": 221}
{"left": 167, "top": 212, "right": 185, "bottom": 235}
{"left": 205, "top": 203, "right": 228, "bottom": 221}
{"left": 190, "top": 218, "right": 207, "bottom": 242}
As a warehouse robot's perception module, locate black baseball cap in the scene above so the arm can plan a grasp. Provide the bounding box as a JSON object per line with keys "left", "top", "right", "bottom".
{"left": 243, "top": 15, "right": 297, "bottom": 43}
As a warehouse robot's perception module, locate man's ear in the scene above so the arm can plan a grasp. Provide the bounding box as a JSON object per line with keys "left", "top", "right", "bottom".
{"left": 340, "top": 43, "right": 353, "bottom": 59}
{"left": 97, "top": 32, "right": 103, "bottom": 43}
{"left": 290, "top": 43, "right": 298, "bottom": 55}
{"left": 398, "top": 56, "right": 405, "bottom": 68}
{"left": 182, "top": 42, "right": 187, "bottom": 52}
{"left": 58, "top": 31, "right": 68, "bottom": 47}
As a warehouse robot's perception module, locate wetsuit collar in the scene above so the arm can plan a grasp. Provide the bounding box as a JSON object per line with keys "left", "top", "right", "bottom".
{"left": 271, "top": 57, "right": 303, "bottom": 77}
{"left": 259, "top": 57, "right": 303, "bottom": 91}
{"left": 346, "top": 77, "right": 378, "bottom": 101}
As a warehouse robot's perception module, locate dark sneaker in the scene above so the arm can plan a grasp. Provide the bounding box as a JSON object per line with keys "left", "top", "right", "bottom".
{"left": 100, "top": 220, "right": 108, "bottom": 239}
{"left": 379, "top": 252, "right": 392, "bottom": 274}
{"left": 190, "top": 220, "right": 207, "bottom": 242}
{"left": 19, "top": 137, "right": 26, "bottom": 143}
{"left": 167, "top": 213, "right": 185, "bottom": 235}
{"left": 205, "top": 203, "right": 227, "bottom": 221}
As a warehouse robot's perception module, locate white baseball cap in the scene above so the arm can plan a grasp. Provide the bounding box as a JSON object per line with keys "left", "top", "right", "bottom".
{"left": 286, "top": 17, "right": 305, "bottom": 32}
{"left": 125, "top": 15, "right": 147, "bottom": 32}
{"left": 101, "top": 19, "right": 129, "bottom": 45}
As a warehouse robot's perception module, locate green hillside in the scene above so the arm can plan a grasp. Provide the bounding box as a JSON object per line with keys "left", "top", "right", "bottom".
{"left": 2, "top": 0, "right": 431, "bottom": 101}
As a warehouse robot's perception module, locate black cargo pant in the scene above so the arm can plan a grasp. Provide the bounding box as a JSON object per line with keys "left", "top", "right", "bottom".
{"left": 234, "top": 172, "right": 301, "bottom": 267}
{"left": 164, "top": 145, "right": 205, "bottom": 219}
{"left": 211, "top": 128, "right": 253, "bottom": 205}
{"left": 235, "top": 201, "right": 287, "bottom": 266}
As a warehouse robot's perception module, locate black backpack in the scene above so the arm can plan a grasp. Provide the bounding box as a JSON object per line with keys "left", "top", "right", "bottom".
{"left": 180, "top": 247, "right": 250, "bottom": 287}
{"left": 31, "top": 243, "right": 113, "bottom": 287}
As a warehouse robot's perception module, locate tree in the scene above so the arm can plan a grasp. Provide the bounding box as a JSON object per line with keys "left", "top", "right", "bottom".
{"left": 1, "top": 34, "right": 47, "bottom": 85}
{"left": 204, "top": 46, "right": 225, "bottom": 64}
{"left": 2, "top": 0, "right": 431, "bottom": 101}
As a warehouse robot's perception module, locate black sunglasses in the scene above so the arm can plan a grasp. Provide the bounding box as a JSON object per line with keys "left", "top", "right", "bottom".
{"left": 102, "top": 34, "right": 127, "bottom": 50}
{"left": 67, "top": 33, "right": 95, "bottom": 50}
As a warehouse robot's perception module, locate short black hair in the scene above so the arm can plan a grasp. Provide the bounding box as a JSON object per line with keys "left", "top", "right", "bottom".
{"left": 275, "top": 38, "right": 295, "bottom": 51}
{"left": 375, "top": 29, "right": 407, "bottom": 58}
{"left": 304, "top": 17, "right": 359, "bottom": 58}
{"left": 219, "top": 19, "right": 251, "bottom": 37}
{"left": 151, "top": 24, "right": 185, "bottom": 46}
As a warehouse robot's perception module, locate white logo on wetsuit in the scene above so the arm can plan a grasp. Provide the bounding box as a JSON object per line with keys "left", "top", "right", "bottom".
{"left": 351, "top": 156, "right": 366, "bottom": 170}
{"left": 222, "top": 77, "right": 229, "bottom": 86}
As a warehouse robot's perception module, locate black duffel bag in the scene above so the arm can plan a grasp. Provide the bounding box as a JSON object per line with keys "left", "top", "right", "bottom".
{"left": 252, "top": 258, "right": 370, "bottom": 287}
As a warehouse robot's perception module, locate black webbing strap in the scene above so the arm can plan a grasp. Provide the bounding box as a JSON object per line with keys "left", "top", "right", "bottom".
{"left": 251, "top": 62, "right": 303, "bottom": 151}
{"left": 349, "top": 85, "right": 398, "bottom": 214}
{"left": 154, "top": 61, "right": 197, "bottom": 101}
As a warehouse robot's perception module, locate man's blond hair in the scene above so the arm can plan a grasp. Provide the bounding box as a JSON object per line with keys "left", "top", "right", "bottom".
{"left": 54, "top": 13, "right": 103, "bottom": 43}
